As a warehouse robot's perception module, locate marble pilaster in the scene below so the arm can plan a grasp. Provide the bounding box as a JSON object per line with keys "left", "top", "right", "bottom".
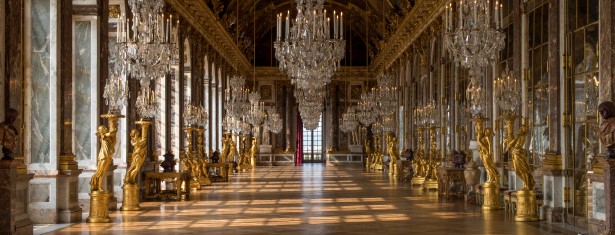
{"left": 599, "top": 0, "right": 615, "bottom": 105}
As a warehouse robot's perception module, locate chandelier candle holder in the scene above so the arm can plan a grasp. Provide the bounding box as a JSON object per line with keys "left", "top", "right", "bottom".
{"left": 103, "top": 75, "right": 128, "bottom": 115}
{"left": 494, "top": 69, "right": 520, "bottom": 117}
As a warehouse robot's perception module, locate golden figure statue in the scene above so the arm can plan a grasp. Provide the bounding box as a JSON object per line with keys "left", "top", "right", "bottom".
{"left": 386, "top": 134, "right": 399, "bottom": 176}
{"left": 372, "top": 135, "right": 383, "bottom": 171}
{"left": 220, "top": 133, "right": 230, "bottom": 162}
{"left": 506, "top": 124, "right": 535, "bottom": 190}
{"left": 124, "top": 129, "right": 147, "bottom": 184}
{"left": 90, "top": 122, "right": 118, "bottom": 192}
{"left": 0, "top": 108, "right": 19, "bottom": 160}
{"left": 412, "top": 128, "right": 426, "bottom": 181}
{"left": 363, "top": 139, "right": 371, "bottom": 171}
{"left": 228, "top": 136, "right": 238, "bottom": 163}
{"left": 250, "top": 137, "right": 258, "bottom": 167}
{"left": 478, "top": 128, "right": 499, "bottom": 185}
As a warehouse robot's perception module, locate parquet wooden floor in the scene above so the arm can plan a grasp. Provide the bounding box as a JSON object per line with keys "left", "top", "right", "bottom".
{"left": 42, "top": 164, "right": 581, "bottom": 234}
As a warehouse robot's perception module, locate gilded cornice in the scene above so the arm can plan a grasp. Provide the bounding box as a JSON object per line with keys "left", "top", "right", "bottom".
{"left": 370, "top": 0, "right": 447, "bottom": 73}
{"left": 255, "top": 67, "right": 375, "bottom": 81}
{"left": 166, "top": 0, "right": 252, "bottom": 76}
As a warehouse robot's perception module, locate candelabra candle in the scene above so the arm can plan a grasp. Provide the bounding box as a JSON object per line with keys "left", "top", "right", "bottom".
{"left": 495, "top": 69, "right": 520, "bottom": 116}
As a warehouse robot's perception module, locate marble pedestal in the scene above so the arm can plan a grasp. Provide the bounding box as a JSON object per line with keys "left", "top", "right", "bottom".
{"left": 259, "top": 145, "right": 272, "bottom": 154}
{"left": 589, "top": 157, "right": 615, "bottom": 235}
{"left": 348, "top": 145, "right": 363, "bottom": 153}
{"left": 58, "top": 169, "right": 83, "bottom": 223}
{"left": 0, "top": 160, "right": 34, "bottom": 235}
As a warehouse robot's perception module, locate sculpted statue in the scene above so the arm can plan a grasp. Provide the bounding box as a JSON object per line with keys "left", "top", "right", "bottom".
{"left": 228, "top": 136, "right": 238, "bottom": 163}
{"left": 478, "top": 128, "right": 499, "bottom": 185}
{"left": 506, "top": 125, "right": 535, "bottom": 190}
{"left": 90, "top": 122, "right": 118, "bottom": 192}
{"left": 0, "top": 108, "right": 19, "bottom": 160}
{"left": 250, "top": 137, "right": 257, "bottom": 163}
{"left": 183, "top": 153, "right": 200, "bottom": 181}
{"left": 599, "top": 101, "right": 615, "bottom": 159}
{"left": 124, "top": 129, "right": 147, "bottom": 184}
{"left": 220, "top": 134, "right": 230, "bottom": 163}
{"left": 262, "top": 124, "right": 270, "bottom": 145}
{"left": 413, "top": 150, "right": 425, "bottom": 177}
{"left": 387, "top": 134, "right": 399, "bottom": 175}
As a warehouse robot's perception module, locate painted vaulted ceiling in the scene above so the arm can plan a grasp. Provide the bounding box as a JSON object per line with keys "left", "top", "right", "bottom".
{"left": 203, "top": 0, "right": 416, "bottom": 66}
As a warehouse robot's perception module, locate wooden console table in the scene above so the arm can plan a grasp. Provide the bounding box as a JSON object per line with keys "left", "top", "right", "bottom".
{"left": 437, "top": 167, "right": 466, "bottom": 198}
{"left": 206, "top": 162, "right": 230, "bottom": 182}
{"left": 144, "top": 171, "right": 191, "bottom": 201}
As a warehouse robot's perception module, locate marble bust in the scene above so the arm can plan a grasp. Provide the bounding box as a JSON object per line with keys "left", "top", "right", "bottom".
{"left": 599, "top": 101, "right": 615, "bottom": 159}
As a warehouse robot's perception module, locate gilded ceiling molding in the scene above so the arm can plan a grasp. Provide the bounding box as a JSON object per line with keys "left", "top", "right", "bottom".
{"left": 254, "top": 67, "right": 375, "bottom": 82}
{"left": 370, "top": 0, "right": 447, "bottom": 73}
{"left": 165, "top": 0, "right": 252, "bottom": 76}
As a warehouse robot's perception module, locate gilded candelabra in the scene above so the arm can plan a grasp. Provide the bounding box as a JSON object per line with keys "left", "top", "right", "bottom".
{"left": 87, "top": 114, "right": 122, "bottom": 223}
{"left": 370, "top": 134, "right": 384, "bottom": 171}
{"left": 182, "top": 126, "right": 201, "bottom": 190}
{"left": 422, "top": 125, "right": 439, "bottom": 190}
{"left": 475, "top": 117, "right": 502, "bottom": 210}
{"left": 120, "top": 119, "right": 151, "bottom": 211}
{"left": 363, "top": 138, "right": 372, "bottom": 172}
{"left": 502, "top": 116, "right": 538, "bottom": 221}
{"left": 196, "top": 127, "right": 211, "bottom": 186}
{"left": 412, "top": 127, "right": 427, "bottom": 185}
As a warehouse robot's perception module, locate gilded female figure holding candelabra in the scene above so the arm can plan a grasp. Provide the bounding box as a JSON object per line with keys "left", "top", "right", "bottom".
{"left": 506, "top": 125, "right": 535, "bottom": 191}
{"left": 90, "top": 123, "right": 117, "bottom": 192}
{"left": 124, "top": 129, "right": 147, "bottom": 185}
{"left": 387, "top": 134, "right": 399, "bottom": 177}
{"left": 478, "top": 128, "right": 499, "bottom": 185}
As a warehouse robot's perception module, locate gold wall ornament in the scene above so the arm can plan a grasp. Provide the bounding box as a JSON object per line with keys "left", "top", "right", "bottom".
{"left": 120, "top": 120, "right": 151, "bottom": 211}
{"left": 474, "top": 117, "right": 502, "bottom": 210}
{"left": 87, "top": 114, "right": 123, "bottom": 223}
{"left": 411, "top": 127, "right": 426, "bottom": 185}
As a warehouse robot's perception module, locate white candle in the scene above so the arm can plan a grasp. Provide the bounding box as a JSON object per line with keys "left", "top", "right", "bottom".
{"left": 486, "top": 0, "right": 490, "bottom": 26}
{"left": 500, "top": 3, "right": 503, "bottom": 28}
{"left": 116, "top": 18, "right": 120, "bottom": 43}
{"left": 340, "top": 12, "right": 343, "bottom": 39}
{"left": 286, "top": 12, "right": 290, "bottom": 40}
{"left": 495, "top": 1, "right": 499, "bottom": 28}
{"left": 459, "top": 0, "right": 463, "bottom": 29}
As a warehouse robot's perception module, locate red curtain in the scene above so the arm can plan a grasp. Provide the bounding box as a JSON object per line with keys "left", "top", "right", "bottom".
{"left": 295, "top": 110, "right": 303, "bottom": 166}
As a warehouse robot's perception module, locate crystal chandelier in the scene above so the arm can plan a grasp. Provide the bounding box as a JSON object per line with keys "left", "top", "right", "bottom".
{"left": 356, "top": 73, "right": 397, "bottom": 130}
{"left": 246, "top": 91, "right": 266, "bottom": 128}
{"left": 266, "top": 108, "right": 283, "bottom": 134}
{"left": 183, "top": 103, "right": 206, "bottom": 127}
{"left": 295, "top": 87, "right": 325, "bottom": 130}
{"left": 466, "top": 77, "right": 484, "bottom": 117}
{"left": 340, "top": 107, "right": 358, "bottom": 133}
{"left": 115, "top": 0, "right": 177, "bottom": 83}
{"left": 274, "top": 0, "right": 346, "bottom": 91}
{"left": 224, "top": 75, "right": 250, "bottom": 121}
{"left": 443, "top": 0, "right": 505, "bottom": 69}
{"left": 414, "top": 101, "right": 438, "bottom": 127}
{"left": 103, "top": 75, "right": 128, "bottom": 114}
{"left": 494, "top": 69, "right": 520, "bottom": 117}
{"left": 135, "top": 84, "right": 158, "bottom": 119}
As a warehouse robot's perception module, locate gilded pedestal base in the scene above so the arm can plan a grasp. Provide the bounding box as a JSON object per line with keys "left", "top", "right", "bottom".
{"left": 411, "top": 177, "right": 425, "bottom": 185}
{"left": 481, "top": 182, "right": 502, "bottom": 210}
{"left": 120, "top": 183, "right": 141, "bottom": 211}
{"left": 422, "top": 179, "right": 438, "bottom": 190}
{"left": 86, "top": 191, "right": 111, "bottom": 223}
{"left": 514, "top": 189, "right": 539, "bottom": 222}
{"left": 365, "top": 157, "right": 371, "bottom": 171}
{"left": 238, "top": 164, "right": 253, "bottom": 171}
{"left": 373, "top": 163, "right": 383, "bottom": 171}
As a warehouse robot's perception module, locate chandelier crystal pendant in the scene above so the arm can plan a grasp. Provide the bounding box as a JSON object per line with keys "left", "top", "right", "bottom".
{"left": 115, "top": 0, "right": 177, "bottom": 84}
